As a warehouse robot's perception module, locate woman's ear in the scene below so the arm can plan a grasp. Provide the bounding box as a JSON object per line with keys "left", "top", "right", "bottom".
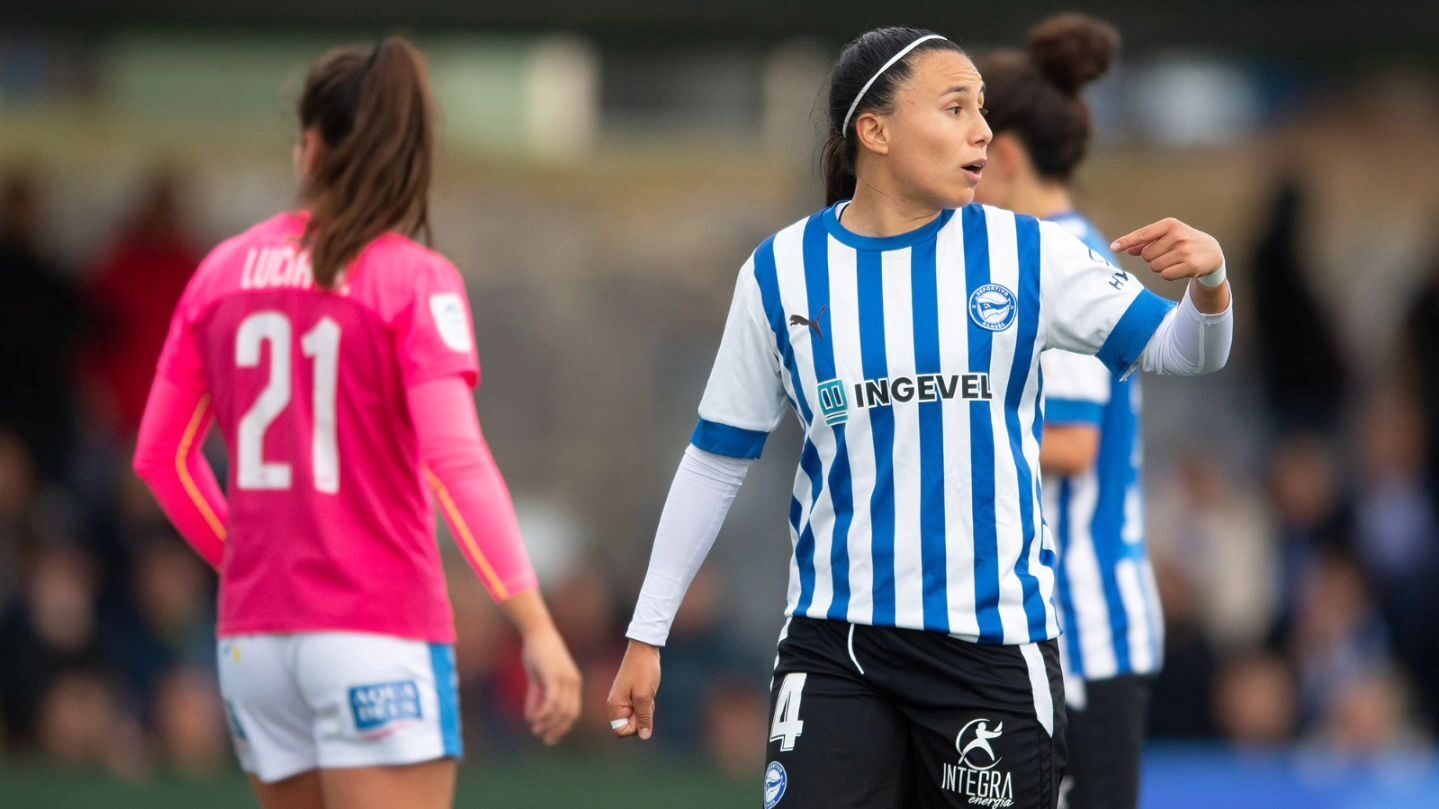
{"left": 853, "top": 112, "right": 891, "bottom": 157}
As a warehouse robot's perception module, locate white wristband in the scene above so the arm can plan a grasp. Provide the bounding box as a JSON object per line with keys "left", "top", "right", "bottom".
{"left": 1197, "top": 263, "right": 1228, "bottom": 288}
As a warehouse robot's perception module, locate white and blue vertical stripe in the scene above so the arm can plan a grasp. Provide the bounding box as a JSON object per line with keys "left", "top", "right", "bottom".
{"left": 1045, "top": 213, "right": 1165, "bottom": 678}
{"left": 692, "top": 204, "right": 1164, "bottom": 644}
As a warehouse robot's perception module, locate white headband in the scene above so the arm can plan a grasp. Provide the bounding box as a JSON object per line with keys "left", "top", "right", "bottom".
{"left": 841, "top": 34, "right": 950, "bottom": 136}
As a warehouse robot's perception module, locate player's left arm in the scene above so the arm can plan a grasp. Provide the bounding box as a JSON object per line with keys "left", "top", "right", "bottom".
{"left": 1042, "top": 218, "right": 1233, "bottom": 377}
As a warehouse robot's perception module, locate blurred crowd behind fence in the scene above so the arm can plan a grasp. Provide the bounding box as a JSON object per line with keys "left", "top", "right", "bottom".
{"left": 2, "top": 10, "right": 1439, "bottom": 806}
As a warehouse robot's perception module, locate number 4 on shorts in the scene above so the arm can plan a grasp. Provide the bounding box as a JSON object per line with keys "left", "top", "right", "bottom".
{"left": 769, "top": 673, "right": 807, "bottom": 752}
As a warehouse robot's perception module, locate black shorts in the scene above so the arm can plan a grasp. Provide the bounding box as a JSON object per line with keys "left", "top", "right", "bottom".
{"left": 1061, "top": 674, "right": 1154, "bottom": 809}
{"left": 763, "top": 616, "right": 1066, "bottom": 809}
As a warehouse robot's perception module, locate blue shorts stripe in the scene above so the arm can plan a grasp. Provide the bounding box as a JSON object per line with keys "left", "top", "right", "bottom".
{"left": 428, "top": 644, "right": 463, "bottom": 758}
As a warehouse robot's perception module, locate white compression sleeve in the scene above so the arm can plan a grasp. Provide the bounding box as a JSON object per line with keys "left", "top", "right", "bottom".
{"left": 1137, "top": 284, "right": 1234, "bottom": 376}
{"left": 626, "top": 444, "right": 752, "bottom": 646}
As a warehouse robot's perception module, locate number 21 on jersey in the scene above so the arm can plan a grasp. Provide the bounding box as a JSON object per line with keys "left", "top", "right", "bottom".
{"left": 770, "top": 672, "right": 807, "bottom": 752}
{"left": 235, "top": 311, "right": 341, "bottom": 494}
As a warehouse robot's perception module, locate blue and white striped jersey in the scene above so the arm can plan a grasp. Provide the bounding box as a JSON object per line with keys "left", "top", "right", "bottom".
{"left": 691, "top": 202, "right": 1172, "bottom": 645}
{"left": 1043, "top": 212, "right": 1164, "bottom": 677}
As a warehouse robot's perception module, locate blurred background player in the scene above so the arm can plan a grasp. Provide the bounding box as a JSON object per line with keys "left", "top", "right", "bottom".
{"left": 608, "top": 25, "right": 1232, "bottom": 809}
{"left": 975, "top": 15, "right": 1161, "bottom": 809}
{"left": 131, "top": 37, "right": 581, "bottom": 809}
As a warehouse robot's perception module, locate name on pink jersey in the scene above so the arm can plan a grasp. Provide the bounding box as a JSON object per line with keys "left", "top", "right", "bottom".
{"left": 241, "top": 245, "right": 321, "bottom": 291}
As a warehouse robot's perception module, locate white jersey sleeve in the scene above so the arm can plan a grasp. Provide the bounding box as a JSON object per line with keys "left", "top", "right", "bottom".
{"left": 1039, "top": 220, "right": 1175, "bottom": 374}
{"left": 1041, "top": 349, "right": 1111, "bottom": 427}
{"left": 690, "top": 257, "right": 789, "bottom": 458}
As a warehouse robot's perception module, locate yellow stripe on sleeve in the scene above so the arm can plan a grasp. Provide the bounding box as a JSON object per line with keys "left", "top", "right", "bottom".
{"left": 177, "top": 394, "right": 227, "bottom": 542}
{"left": 425, "top": 467, "right": 510, "bottom": 600}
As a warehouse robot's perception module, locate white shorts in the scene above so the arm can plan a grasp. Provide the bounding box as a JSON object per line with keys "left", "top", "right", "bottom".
{"left": 217, "top": 632, "right": 463, "bottom": 783}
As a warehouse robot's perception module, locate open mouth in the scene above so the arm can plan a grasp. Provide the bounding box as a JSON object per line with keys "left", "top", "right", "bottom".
{"left": 962, "top": 160, "right": 987, "bottom": 181}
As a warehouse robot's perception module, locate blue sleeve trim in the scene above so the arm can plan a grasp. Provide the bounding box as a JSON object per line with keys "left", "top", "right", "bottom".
{"left": 1046, "top": 399, "right": 1105, "bottom": 426}
{"left": 690, "top": 419, "right": 768, "bottom": 460}
{"left": 1096, "top": 290, "right": 1175, "bottom": 375}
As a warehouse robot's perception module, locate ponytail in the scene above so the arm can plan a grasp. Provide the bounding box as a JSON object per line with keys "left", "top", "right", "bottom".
{"left": 297, "top": 36, "right": 435, "bottom": 289}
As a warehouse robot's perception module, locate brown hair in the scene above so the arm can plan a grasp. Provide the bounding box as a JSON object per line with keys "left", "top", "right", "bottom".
{"left": 297, "top": 36, "right": 435, "bottom": 289}
{"left": 976, "top": 14, "right": 1119, "bottom": 183}
{"left": 821, "top": 27, "right": 966, "bottom": 206}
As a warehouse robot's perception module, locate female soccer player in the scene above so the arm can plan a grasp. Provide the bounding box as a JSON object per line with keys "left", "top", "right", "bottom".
{"left": 608, "top": 25, "right": 1232, "bottom": 809}
{"left": 132, "top": 37, "right": 581, "bottom": 809}
{"left": 974, "top": 15, "right": 1160, "bottom": 809}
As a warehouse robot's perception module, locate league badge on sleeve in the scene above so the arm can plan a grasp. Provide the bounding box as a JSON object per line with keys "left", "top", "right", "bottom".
{"left": 429, "top": 293, "right": 473, "bottom": 353}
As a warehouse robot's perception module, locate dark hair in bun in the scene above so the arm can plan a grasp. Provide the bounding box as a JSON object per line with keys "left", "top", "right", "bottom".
{"left": 976, "top": 14, "right": 1120, "bottom": 181}
{"left": 1027, "top": 14, "right": 1119, "bottom": 96}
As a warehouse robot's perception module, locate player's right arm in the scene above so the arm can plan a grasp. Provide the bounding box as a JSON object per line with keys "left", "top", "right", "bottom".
{"left": 399, "top": 255, "right": 581, "bottom": 746}
{"left": 133, "top": 282, "right": 229, "bottom": 569}
{"left": 608, "top": 254, "right": 787, "bottom": 741}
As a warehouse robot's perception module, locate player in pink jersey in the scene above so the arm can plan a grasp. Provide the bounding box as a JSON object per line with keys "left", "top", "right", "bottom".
{"left": 132, "top": 37, "right": 581, "bottom": 809}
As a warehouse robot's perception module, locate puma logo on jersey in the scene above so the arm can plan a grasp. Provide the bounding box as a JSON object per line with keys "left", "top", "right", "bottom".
{"left": 789, "top": 305, "right": 827, "bottom": 339}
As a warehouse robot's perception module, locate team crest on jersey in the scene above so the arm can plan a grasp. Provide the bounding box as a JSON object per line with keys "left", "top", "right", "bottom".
{"left": 764, "top": 761, "right": 788, "bottom": 808}
{"left": 349, "top": 680, "right": 423, "bottom": 737}
{"left": 968, "top": 284, "right": 1017, "bottom": 332}
{"left": 942, "top": 718, "right": 1014, "bottom": 807}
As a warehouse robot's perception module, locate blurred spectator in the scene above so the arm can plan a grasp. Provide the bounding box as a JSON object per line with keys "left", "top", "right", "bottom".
{"left": 101, "top": 539, "right": 216, "bottom": 730}
{"left": 150, "top": 667, "right": 229, "bottom": 775}
{"left": 1148, "top": 452, "right": 1274, "bottom": 647}
{"left": 700, "top": 678, "right": 768, "bottom": 777}
{"left": 1148, "top": 557, "right": 1220, "bottom": 739}
{"left": 35, "top": 669, "right": 141, "bottom": 774}
{"left": 1319, "top": 667, "right": 1429, "bottom": 757}
{"left": 1264, "top": 435, "right": 1354, "bottom": 646}
{"left": 0, "top": 430, "right": 41, "bottom": 604}
{"left": 0, "top": 545, "right": 108, "bottom": 749}
{"left": 0, "top": 167, "right": 86, "bottom": 483}
{"left": 1401, "top": 249, "right": 1439, "bottom": 484}
{"left": 1351, "top": 386, "right": 1439, "bottom": 726}
{"left": 1249, "top": 178, "right": 1351, "bottom": 435}
{"left": 651, "top": 567, "right": 758, "bottom": 753}
{"left": 1213, "top": 652, "right": 1298, "bottom": 746}
{"left": 82, "top": 171, "right": 202, "bottom": 439}
{"left": 1288, "top": 552, "right": 1391, "bottom": 728}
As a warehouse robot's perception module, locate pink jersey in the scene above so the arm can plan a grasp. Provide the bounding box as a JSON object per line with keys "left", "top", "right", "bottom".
{"left": 141, "top": 211, "right": 532, "bottom": 642}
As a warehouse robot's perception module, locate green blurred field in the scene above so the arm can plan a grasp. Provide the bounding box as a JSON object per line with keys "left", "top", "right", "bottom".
{"left": 0, "top": 757, "right": 754, "bottom": 809}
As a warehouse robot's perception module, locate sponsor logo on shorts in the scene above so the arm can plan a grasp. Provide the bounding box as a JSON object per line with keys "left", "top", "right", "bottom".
{"left": 349, "top": 680, "right": 423, "bottom": 737}
{"left": 942, "top": 718, "right": 1014, "bottom": 807}
{"left": 763, "top": 761, "right": 788, "bottom": 809}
